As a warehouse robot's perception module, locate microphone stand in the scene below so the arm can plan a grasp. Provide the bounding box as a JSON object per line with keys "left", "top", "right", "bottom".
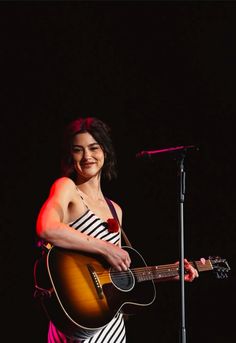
{"left": 136, "top": 144, "right": 198, "bottom": 342}
{"left": 177, "top": 152, "right": 187, "bottom": 343}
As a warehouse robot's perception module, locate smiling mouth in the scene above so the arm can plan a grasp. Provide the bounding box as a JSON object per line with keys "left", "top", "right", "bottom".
{"left": 82, "top": 163, "right": 95, "bottom": 167}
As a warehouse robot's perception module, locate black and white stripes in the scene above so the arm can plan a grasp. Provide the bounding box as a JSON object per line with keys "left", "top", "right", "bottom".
{"left": 84, "top": 313, "right": 125, "bottom": 343}
{"left": 48, "top": 209, "right": 126, "bottom": 343}
{"left": 70, "top": 210, "right": 120, "bottom": 245}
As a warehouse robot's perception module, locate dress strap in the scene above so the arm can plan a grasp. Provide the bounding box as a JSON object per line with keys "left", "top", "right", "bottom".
{"left": 75, "top": 186, "right": 89, "bottom": 211}
{"left": 105, "top": 197, "right": 120, "bottom": 224}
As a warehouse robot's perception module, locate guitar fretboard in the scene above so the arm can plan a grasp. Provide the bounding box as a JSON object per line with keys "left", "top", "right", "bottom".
{"left": 131, "top": 260, "right": 213, "bottom": 283}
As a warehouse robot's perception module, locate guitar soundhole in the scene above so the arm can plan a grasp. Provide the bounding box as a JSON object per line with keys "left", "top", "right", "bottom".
{"left": 110, "top": 268, "right": 135, "bottom": 292}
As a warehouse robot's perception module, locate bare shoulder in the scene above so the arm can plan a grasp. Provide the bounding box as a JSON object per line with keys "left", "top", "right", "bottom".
{"left": 53, "top": 177, "right": 75, "bottom": 187}
{"left": 49, "top": 177, "right": 76, "bottom": 195}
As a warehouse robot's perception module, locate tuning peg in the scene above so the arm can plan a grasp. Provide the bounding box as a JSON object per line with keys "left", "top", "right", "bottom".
{"left": 217, "top": 271, "right": 229, "bottom": 279}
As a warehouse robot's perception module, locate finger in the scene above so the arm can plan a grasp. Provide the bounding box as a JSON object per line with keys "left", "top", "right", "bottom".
{"left": 200, "top": 257, "right": 206, "bottom": 265}
{"left": 189, "top": 265, "right": 198, "bottom": 278}
{"left": 125, "top": 253, "right": 131, "bottom": 264}
{"left": 126, "top": 257, "right": 131, "bottom": 267}
{"left": 121, "top": 262, "right": 128, "bottom": 271}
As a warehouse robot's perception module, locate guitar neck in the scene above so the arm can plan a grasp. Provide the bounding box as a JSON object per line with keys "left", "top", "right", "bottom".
{"left": 132, "top": 259, "right": 213, "bottom": 283}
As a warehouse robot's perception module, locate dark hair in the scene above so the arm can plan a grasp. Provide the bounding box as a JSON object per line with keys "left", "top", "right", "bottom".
{"left": 61, "top": 117, "right": 117, "bottom": 181}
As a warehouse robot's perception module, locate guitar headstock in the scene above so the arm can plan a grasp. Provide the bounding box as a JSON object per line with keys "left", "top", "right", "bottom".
{"left": 209, "top": 256, "right": 231, "bottom": 279}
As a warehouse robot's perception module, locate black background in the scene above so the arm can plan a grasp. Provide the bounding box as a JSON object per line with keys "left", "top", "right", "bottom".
{"left": 1, "top": 1, "right": 235, "bottom": 342}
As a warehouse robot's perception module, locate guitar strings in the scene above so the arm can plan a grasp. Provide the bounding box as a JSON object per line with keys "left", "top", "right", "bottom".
{"left": 97, "top": 265, "right": 180, "bottom": 282}
{"left": 96, "top": 261, "right": 211, "bottom": 282}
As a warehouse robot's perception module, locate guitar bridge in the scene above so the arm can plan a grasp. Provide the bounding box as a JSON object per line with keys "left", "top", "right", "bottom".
{"left": 87, "top": 264, "right": 104, "bottom": 299}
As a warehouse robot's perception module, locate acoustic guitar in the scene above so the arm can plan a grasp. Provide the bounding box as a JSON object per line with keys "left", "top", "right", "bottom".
{"left": 34, "top": 246, "right": 230, "bottom": 339}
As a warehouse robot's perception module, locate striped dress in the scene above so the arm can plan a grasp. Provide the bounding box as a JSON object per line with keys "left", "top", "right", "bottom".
{"left": 47, "top": 209, "right": 126, "bottom": 343}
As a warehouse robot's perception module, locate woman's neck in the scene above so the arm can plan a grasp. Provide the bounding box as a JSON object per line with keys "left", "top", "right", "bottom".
{"left": 76, "top": 178, "right": 104, "bottom": 202}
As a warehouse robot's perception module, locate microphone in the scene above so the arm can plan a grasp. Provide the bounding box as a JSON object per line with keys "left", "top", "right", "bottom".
{"left": 136, "top": 145, "right": 199, "bottom": 158}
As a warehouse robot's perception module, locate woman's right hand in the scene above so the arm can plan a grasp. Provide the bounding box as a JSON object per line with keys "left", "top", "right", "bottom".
{"left": 102, "top": 242, "right": 131, "bottom": 271}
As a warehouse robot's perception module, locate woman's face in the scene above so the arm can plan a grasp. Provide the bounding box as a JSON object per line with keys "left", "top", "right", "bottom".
{"left": 72, "top": 132, "right": 105, "bottom": 181}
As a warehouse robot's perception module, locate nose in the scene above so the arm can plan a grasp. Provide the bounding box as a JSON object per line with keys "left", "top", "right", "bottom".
{"left": 82, "top": 148, "right": 92, "bottom": 160}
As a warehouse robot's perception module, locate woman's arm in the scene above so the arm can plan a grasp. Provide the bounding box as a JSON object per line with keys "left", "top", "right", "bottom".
{"left": 36, "top": 178, "right": 131, "bottom": 271}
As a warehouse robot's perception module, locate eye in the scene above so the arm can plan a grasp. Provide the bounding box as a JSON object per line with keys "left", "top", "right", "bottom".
{"left": 89, "top": 144, "right": 101, "bottom": 151}
{"left": 72, "top": 146, "right": 83, "bottom": 153}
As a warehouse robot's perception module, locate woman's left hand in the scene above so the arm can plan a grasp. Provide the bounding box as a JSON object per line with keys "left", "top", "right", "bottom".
{"left": 183, "top": 258, "right": 199, "bottom": 282}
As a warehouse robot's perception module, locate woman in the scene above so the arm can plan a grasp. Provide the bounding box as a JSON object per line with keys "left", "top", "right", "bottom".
{"left": 35, "top": 117, "right": 198, "bottom": 343}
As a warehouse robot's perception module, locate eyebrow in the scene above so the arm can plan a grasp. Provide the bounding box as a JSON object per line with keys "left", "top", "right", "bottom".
{"left": 72, "top": 142, "right": 100, "bottom": 148}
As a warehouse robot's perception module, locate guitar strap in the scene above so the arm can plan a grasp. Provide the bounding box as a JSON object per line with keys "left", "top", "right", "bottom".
{"left": 105, "top": 197, "right": 132, "bottom": 247}
{"left": 105, "top": 197, "right": 132, "bottom": 322}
